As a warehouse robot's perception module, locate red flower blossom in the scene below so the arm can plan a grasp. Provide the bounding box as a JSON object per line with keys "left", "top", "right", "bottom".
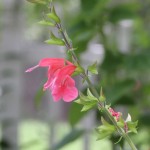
{"left": 26, "top": 58, "right": 78, "bottom": 102}
{"left": 109, "top": 108, "right": 121, "bottom": 121}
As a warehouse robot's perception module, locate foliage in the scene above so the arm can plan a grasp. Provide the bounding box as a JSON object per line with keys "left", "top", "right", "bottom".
{"left": 26, "top": 0, "right": 150, "bottom": 149}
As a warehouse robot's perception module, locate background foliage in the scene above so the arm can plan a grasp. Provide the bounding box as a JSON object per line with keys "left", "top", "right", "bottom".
{"left": 25, "top": 0, "right": 150, "bottom": 149}
{"left": 0, "top": 0, "right": 150, "bottom": 149}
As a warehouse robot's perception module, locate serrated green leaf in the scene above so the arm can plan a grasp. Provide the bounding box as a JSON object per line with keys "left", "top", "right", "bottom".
{"left": 80, "top": 98, "right": 97, "bottom": 105}
{"left": 81, "top": 103, "right": 96, "bottom": 112}
{"left": 127, "top": 121, "right": 138, "bottom": 133}
{"left": 88, "top": 62, "right": 98, "bottom": 74}
{"left": 38, "top": 20, "right": 55, "bottom": 27}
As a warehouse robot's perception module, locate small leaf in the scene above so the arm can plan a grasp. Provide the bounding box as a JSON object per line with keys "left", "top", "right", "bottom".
{"left": 127, "top": 121, "right": 138, "bottom": 133}
{"left": 96, "top": 131, "right": 112, "bottom": 140}
{"left": 38, "top": 20, "right": 55, "bottom": 27}
{"left": 81, "top": 103, "right": 96, "bottom": 112}
{"left": 45, "top": 39, "right": 65, "bottom": 45}
{"left": 74, "top": 99, "right": 82, "bottom": 104}
{"left": 88, "top": 61, "right": 98, "bottom": 74}
{"left": 99, "top": 87, "right": 106, "bottom": 102}
{"left": 45, "top": 32, "right": 65, "bottom": 46}
{"left": 72, "top": 65, "right": 84, "bottom": 76}
{"left": 117, "top": 117, "right": 125, "bottom": 128}
{"left": 87, "top": 88, "right": 94, "bottom": 98}
{"left": 101, "top": 117, "right": 115, "bottom": 130}
{"left": 47, "top": 6, "right": 60, "bottom": 23}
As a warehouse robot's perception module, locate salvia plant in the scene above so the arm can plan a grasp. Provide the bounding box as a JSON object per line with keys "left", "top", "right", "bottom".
{"left": 26, "top": 0, "right": 138, "bottom": 149}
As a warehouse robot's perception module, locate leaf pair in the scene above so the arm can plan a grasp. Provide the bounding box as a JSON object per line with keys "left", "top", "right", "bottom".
{"left": 96, "top": 117, "right": 115, "bottom": 140}
{"left": 75, "top": 89, "right": 98, "bottom": 112}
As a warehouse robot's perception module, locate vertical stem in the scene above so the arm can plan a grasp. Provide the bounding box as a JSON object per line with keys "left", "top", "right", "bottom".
{"left": 55, "top": 19, "right": 137, "bottom": 150}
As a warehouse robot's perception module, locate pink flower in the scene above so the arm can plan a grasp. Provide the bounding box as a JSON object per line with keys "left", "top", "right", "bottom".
{"left": 109, "top": 108, "right": 121, "bottom": 121}
{"left": 26, "top": 58, "right": 78, "bottom": 102}
{"left": 51, "top": 65, "right": 78, "bottom": 102}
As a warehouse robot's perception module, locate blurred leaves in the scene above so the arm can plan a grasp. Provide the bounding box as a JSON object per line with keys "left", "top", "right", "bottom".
{"left": 25, "top": 0, "right": 150, "bottom": 148}
{"left": 108, "top": 3, "right": 140, "bottom": 23}
{"left": 106, "top": 80, "right": 135, "bottom": 105}
{"left": 68, "top": 102, "right": 86, "bottom": 127}
{"left": 51, "top": 129, "right": 84, "bottom": 150}
{"left": 34, "top": 86, "right": 45, "bottom": 108}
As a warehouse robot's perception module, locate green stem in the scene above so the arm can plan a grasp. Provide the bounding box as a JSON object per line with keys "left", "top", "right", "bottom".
{"left": 55, "top": 19, "right": 137, "bottom": 150}
{"left": 103, "top": 107, "right": 137, "bottom": 150}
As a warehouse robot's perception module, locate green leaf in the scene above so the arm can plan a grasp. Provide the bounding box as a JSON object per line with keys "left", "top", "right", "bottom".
{"left": 127, "top": 121, "right": 138, "bottom": 134}
{"left": 79, "top": 94, "right": 97, "bottom": 105}
{"left": 45, "top": 39, "right": 65, "bottom": 45}
{"left": 96, "top": 130, "right": 112, "bottom": 140}
{"left": 38, "top": 20, "right": 55, "bottom": 27}
{"left": 47, "top": 6, "right": 60, "bottom": 23}
{"left": 99, "top": 87, "right": 106, "bottom": 102}
{"left": 117, "top": 117, "right": 125, "bottom": 128}
{"left": 52, "top": 129, "right": 84, "bottom": 150}
{"left": 72, "top": 65, "right": 84, "bottom": 76}
{"left": 96, "top": 117, "right": 116, "bottom": 140}
{"left": 45, "top": 32, "right": 65, "bottom": 46}
{"left": 75, "top": 92, "right": 97, "bottom": 112}
{"left": 88, "top": 61, "right": 98, "bottom": 74}
{"left": 101, "top": 117, "right": 114, "bottom": 129}
{"left": 74, "top": 99, "right": 82, "bottom": 104}
{"left": 81, "top": 103, "right": 96, "bottom": 112}
{"left": 87, "top": 88, "right": 95, "bottom": 98}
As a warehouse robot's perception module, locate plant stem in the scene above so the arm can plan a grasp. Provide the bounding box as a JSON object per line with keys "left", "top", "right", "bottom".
{"left": 55, "top": 21, "right": 137, "bottom": 150}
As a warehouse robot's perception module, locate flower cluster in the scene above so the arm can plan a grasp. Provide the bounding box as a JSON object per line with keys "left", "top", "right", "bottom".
{"left": 109, "top": 107, "right": 121, "bottom": 121}
{"left": 26, "top": 58, "right": 78, "bottom": 102}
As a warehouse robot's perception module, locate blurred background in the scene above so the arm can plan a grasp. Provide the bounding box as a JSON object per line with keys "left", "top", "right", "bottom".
{"left": 0, "top": 0, "right": 150, "bottom": 150}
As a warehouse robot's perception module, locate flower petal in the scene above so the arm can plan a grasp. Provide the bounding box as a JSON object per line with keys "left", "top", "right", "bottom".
{"left": 62, "top": 76, "right": 78, "bottom": 102}
{"left": 39, "top": 58, "right": 73, "bottom": 67}
{"left": 51, "top": 86, "right": 63, "bottom": 102}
